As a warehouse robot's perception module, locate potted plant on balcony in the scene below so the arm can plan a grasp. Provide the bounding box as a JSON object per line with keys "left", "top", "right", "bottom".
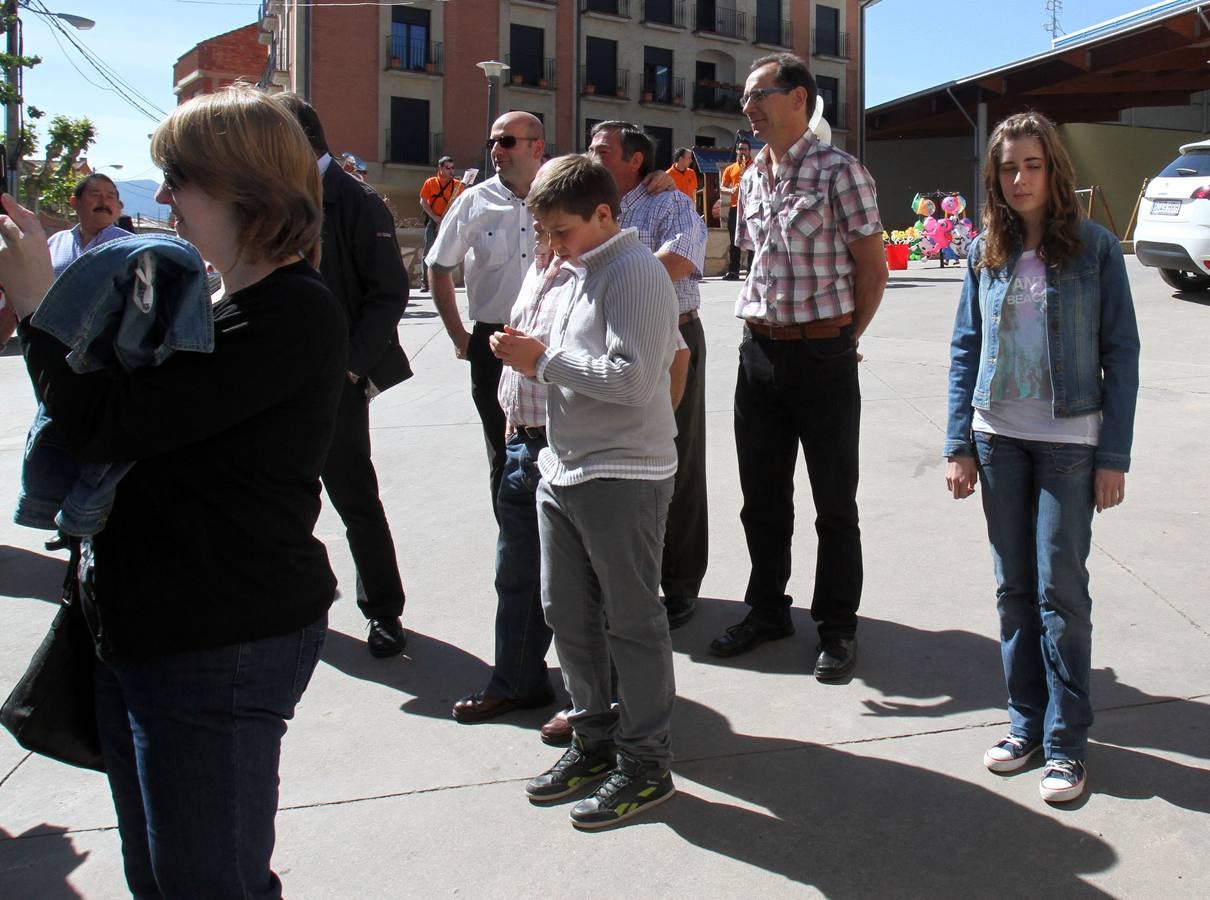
{"left": 616, "top": 86, "right": 627, "bottom": 98}
{"left": 673, "top": 93, "right": 683, "bottom": 106}
{"left": 511, "top": 72, "right": 524, "bottom": 85}
{"left": 424, "top": 61, "right": 436, "bottom": 73}
{"left": 537, "top": 77, "right": 549, "bottom": 89}
{"left": 642, "top": 90, "right": 654, "bottom": 103}
{"left": 389, "top": 54, "right": 402, "bottom": 68}
{"left": 584, "top": 83, "right": 596, "bottom": 94}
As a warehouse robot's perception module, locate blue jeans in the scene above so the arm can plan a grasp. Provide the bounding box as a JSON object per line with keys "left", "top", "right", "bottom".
{"left": 94, "top": 615, "right": 328, "bottom": 899}
{"left": 974, "top": 433, "right": 1095, "bottom": 762}
{"left": 488, "top": 432, "right": 553, "bottom": 698}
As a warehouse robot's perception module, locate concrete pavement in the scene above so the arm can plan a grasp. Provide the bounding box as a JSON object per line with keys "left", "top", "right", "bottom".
{"left": 1, "top": 257, "right": 1207, "bottom": 898}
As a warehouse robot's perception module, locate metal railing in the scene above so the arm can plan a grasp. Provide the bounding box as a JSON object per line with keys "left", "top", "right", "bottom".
{"left": 692, "top": 81, "right": 743, "bottom": 114}
{"left": 581, "top": 66, "right": 630, "bottom": 98}
{"left": 693, "top": 4, "right": 745, "bottom": 39}
{"left": 505, "top": 54, "right": 557, "bottom": 89}
{"left": 641, "top": 74, "right": 685, "bottom": 105}
{"left": 753, "top": 16, "right": 790, "bottom": 47}
{"left": 812, "top": 29, "right": 850, "bottom": 59}
{"left": 384, "top": 37, "right": 444, "bottom": 74}
{"left": 643, "top": 0, "right": 685, "bottom": 27}
{"left": 580, "top": 0, "right": 631, "bottom": 17}
{"left": 383, "top": 130, "right": 443, "bottom": 166}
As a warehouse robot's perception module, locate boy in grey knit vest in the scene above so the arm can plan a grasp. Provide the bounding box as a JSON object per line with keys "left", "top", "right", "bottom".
{"left": 491, "top": 155, "right": 679, "bottom": 829}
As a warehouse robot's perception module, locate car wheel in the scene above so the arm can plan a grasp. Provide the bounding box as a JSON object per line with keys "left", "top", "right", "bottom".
{"left": 1159, "top": 268, "right": 1210, "bottom": 292}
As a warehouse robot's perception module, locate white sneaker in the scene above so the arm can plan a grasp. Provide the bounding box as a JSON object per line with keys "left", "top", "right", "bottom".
{"left": 983, "top": 735, "right": 1042, "bottom": 773}
{"left": 1039, "top": 759, "right": 1087, "bottom": 802}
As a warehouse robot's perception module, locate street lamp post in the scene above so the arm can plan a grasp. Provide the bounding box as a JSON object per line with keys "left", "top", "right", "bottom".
{"left": 476, "top": 60, "right": 509, "bottom": 175}
{"left": 3, "top": 1, "right": 95, "bottom": 197}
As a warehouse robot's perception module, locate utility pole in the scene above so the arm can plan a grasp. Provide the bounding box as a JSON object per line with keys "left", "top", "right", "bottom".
{"left": 3, "top": 0, "right": 20, "bottom": 197}
{"left": 1044, "top": 0, "right": 1065, "bottom": 41}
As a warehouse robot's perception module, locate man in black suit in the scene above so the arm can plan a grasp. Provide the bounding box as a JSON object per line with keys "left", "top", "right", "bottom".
{"left": 278, "top": 94, "right": 411, "bottom": 657}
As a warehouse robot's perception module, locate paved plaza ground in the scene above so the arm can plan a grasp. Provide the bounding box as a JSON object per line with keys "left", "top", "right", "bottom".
{"left": 1, "top": 257, "right": 1207, "bottom": 898}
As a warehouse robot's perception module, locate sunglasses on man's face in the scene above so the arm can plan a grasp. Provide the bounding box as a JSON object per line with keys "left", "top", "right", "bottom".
{"left": 485, "top": 135, "right": 537, "bottom": 150}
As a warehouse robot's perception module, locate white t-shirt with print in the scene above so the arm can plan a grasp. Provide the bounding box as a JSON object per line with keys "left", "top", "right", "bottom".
{"left": 972, "top": 251, "right": 1100, "bottom": 445}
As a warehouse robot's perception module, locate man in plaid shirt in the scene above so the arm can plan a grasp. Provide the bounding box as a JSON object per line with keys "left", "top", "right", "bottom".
{"left": 452, "top": 225, "right": 575, "bottom": 725}
{"left": 589, "top": 121, "right": 708, "bottom": 630}
{"left": 709, "top": 53, "right": 889, "bottom": 681}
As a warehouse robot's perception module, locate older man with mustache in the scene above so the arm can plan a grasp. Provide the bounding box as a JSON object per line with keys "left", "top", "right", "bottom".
{"left": 47, "top": 173, "right": 132, "bottom": 277}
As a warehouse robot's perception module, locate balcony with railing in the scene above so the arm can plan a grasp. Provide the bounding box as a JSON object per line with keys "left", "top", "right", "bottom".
{"left": 505, "top": 54, "right": 557, "bottom": 89}
{"left": 384, "top": 37, "right": 444, "bottom": 74}
{"left": 581, "top": 66, "right": 631, "bottom": 99}
{"left": 693, "top": 80, "right": 743, "bottom": 115}
{"left": 383, "top": 130, "right": 443, "bottom": 166}
{"left": 580, "top": 0, "right": 631, "bottom": 17}
{"left": 812, "top": 29, "right": 850, "bottom": 59}
{"left": 693, "top": 4, "right": 746, "bottom": 39}
{"left": 753, "top": 16, "right": 791, "bottom": 47}
{"left": 642, "top": 0, "right": 685, "bottom": 28}
{"left": 641, "top": 74, "right": 685, "bottom": 106}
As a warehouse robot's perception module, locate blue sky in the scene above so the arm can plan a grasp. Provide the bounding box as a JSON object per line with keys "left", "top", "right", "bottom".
{"left": 14, "top": 0, "right": 1167, "bottom": 189}
{"left": 865, "top": 0, "right": 1160, "bottom": 106}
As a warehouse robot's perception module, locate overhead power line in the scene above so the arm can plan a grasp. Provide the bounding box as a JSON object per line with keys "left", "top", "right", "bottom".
{"left": 29, "top": 0, "right": 169, "bottom": 123}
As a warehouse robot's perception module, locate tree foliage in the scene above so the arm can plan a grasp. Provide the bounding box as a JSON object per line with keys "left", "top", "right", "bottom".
{"left": 2, "top": 12, "right": 95, "bottom": 213}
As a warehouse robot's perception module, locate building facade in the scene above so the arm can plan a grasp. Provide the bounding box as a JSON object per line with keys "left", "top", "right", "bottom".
{"left": 254, "top": 0, "right": 863, "bottom": 215}
{"left": 173, "top": 24, "right": 269, "bottom": 105}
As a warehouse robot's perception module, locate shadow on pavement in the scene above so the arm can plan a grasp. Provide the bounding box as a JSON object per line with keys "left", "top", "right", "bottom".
{"left": 659, "top": 698, "right": 1118, "bottom": 897}
{"left": 0, "top": 545, "right": 67, "bottom": 604}
{"left": 0, "top": 824, "right": 89, "bottom": 898}
{"left": 320, "top": 627, "right": 565, "bottom": 729}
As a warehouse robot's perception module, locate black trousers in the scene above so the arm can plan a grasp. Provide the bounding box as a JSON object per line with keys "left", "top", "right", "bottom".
{"left": 321, "top": 379, "right": 406, "bottom": 620}
{"left": 733, "top": 325, "right": 862, "bottom": 639}
{"left": 662, "top": 315, "right": 708, "bottom": 599}
{"left": 467, "top": 321, "right": 507, "bottom": 521}
{"left": 726, "top": 206, "right": 751, "bottom": 276}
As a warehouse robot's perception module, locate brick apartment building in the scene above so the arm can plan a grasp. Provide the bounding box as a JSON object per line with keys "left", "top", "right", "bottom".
{"left": 173, "top": 24, "right": 269, "bottom": 104}
{"left": 232, "top": 1, "right": 864, "bottom": 215}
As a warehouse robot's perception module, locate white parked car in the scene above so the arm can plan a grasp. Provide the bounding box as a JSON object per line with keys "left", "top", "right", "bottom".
{"left": 1135, "top": 137, "right": 1210, "bottom": 292}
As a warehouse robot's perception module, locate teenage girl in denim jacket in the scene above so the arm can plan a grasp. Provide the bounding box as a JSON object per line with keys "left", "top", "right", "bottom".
{"left": 944, "top": 113, "right": 1140, "bottom": 804}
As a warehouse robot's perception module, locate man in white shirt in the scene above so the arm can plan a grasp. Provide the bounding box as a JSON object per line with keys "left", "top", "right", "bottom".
{"left": 426, "top": 112, "right": 546, "bottom": 518}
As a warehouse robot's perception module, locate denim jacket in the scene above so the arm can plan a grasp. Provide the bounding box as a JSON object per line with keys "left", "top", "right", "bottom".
{"left": 945, "top": 219, "right": 1140, "bottom": 472}
{"left": 15, "top": 234, "right": 213, "bottom": 536}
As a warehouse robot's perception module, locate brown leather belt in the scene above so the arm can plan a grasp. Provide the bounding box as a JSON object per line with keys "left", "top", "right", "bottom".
{"left": 678, "top": 309, "right": 699, "bottom": 326}
{"left": 745, "top": 312, "right": 853, "bottom": 341}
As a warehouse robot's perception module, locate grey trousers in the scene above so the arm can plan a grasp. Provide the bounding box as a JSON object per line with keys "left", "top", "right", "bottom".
{"left": 537, "top": 476, "right": 676, "bottom": 768}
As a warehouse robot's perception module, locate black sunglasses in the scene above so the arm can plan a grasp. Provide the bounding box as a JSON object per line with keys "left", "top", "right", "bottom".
{"left": 485, "top": 135, "right": 537, "bottom": 150}
{"left": 161, "top": 163, "right": 185, "bottom": 192}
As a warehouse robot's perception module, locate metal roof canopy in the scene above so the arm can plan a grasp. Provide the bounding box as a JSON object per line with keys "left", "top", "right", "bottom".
{"left": 866, "top": 0, "right": 1210, "bottom": 141}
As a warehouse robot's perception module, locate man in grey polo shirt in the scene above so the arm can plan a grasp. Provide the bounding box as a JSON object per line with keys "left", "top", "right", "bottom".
{"left": 426, "top": 112, "right": 545, "bottom": 517}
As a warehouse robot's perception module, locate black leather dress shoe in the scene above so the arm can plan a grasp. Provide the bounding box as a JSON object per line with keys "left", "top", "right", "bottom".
{"left": 367, "top": 617, "right": 407, "bottom": 657}
{"left": 814, "top": 637, "right": 857, "bottom": 681}
{"left": 452, "top": 687, "right": 556, "bottom": 723}
{"left": 709, "top": 615, "right": 794, "bottom": 657}
{"left": 663, "top": 596, "right": 697, "bottom": 629}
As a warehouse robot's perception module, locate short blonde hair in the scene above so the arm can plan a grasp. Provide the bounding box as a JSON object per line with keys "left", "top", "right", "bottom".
{"left": 150, "top": 85, "right": 322, "bottom": 268}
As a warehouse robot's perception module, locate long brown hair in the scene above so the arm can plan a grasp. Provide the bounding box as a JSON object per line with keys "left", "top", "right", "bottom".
{"left": 979, "top": 112, "right": 1082, "bottom": 271}
{"left": 150, "top": 85, "right": 322, "bottom": 268}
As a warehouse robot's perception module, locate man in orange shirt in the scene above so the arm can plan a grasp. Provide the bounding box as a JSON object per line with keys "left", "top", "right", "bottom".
{"left": 419, "top": 156, "right": 464, "bottom": 292}
{"left": 719, "top": 138, "right": 752, "bottom": 280}
{"left": 666, "top": 147, "right": 699, "bottom": 206}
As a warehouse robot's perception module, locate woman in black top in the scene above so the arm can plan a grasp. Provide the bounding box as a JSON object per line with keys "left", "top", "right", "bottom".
{"left": 0, "top": 86, "right": 346, "bottom": 898}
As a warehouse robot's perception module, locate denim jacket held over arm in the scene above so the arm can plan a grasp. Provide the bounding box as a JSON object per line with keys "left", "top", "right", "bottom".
{"left": 15, "top": 234, "right": 213, "bottom": 536}
{"left": 945, "top": 219, "right": 1140, "bottom": 472}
